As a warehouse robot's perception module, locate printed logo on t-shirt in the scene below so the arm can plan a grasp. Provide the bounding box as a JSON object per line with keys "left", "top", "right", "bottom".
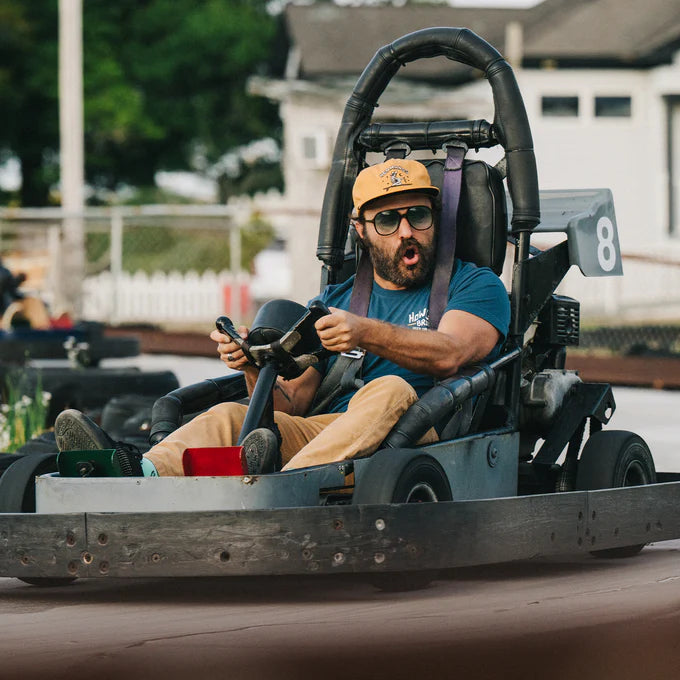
{"left": 408, "top": 306, "right": 430, "bottom": 330}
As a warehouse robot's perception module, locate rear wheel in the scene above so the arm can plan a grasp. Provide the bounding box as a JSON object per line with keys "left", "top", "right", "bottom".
{"left": 353, "top": 451, "right": 451, "bottom": 590}
{"left": 576, "top": 430, "right": 656, "bottom": 558}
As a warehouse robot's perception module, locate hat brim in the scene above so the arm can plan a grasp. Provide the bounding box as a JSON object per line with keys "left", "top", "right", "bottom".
{"left": 357, "top": 186, "right": 440, "bottom": 213}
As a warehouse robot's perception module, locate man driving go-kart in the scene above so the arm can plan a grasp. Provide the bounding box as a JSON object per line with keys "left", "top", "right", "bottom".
{"left": 55, "top": 158, "right": 510, "bottom": 477}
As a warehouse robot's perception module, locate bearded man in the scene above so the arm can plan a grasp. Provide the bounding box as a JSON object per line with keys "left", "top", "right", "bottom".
{"left": 55, "top": 159, "right": 510, "bottom": 476}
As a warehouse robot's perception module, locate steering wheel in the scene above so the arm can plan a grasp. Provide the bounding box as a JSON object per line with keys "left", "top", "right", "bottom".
{"left": 215, "top": 299, "right": 335, "bottom": 381}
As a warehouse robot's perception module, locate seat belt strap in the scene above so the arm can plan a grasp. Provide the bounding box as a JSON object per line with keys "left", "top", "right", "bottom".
{"left": 428, "top": 143, "right": 466, "bottom": 330}
{"left": 308, "top": 252, "right": 371, "bottom": 416}
{"left": 349, "top": 249, "right": 372, "bottom": 316}
{"left": 306, "top": 350, "right": 365, "bottom": 416}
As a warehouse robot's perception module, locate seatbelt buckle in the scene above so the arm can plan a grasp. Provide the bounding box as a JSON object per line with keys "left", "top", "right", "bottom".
{"left": 340, "top": 348, "right": 365, "bottom": 359}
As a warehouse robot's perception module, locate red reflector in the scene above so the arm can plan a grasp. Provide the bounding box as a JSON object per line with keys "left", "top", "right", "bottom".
{"left": 182, "top": 447, "right": 248, "bottom": 476}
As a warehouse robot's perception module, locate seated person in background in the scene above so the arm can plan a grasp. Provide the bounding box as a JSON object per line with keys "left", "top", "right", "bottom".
{"left": 55, "top": 159, "right": 511, "bottom": 476}
{"left": 0, "top": 258, "right": 26, "bottom": 315}
{"left": 0, "top": 257, "right": 51, "bottom": 330}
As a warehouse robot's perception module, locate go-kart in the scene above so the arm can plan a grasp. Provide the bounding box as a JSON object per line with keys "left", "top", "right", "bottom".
{"left": 1, "top": 287, "right": 139, "bottom": 366}
{"left": 2, "top": 27, "right": 680, "bottom": 589}
{"left": 1, "top": 286, "right": 178, "bottom": 433}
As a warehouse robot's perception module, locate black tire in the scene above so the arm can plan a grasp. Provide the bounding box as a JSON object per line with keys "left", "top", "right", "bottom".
{"left": 7, "top": 366, "right": 179, "bottom": 427}
{"left": 14, "top": 431, "right": 58, "bottom": 455}
{"left": 0, "top": 453, "right": 25, "bottom": 474}
{"left": 17, "top": 578, "right": 77, "bottom": 587}
{"left": 353, "top": 450, "right": 452, "bottom": 505}
{"left": 576, "top": 430, "right": 656, "bottom": 558}
{"left": 0, "top": 453, "right": 59, "bottom": 513}
{"left": 0, "top": 454, "right": 77, "bottom": 587}
{"left": 353, "top": 450, "right": 451, "bottom": 591}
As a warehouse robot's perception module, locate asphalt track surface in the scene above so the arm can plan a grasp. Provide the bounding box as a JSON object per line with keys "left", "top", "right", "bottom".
{"left": 1, "top": 543, "right": 679, "bottom": 680}
{"left": 3, "top": 356, "right": 679, "bottom": 679}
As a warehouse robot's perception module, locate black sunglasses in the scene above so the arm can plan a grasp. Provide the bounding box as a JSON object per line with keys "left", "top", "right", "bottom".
{"left": 362, "top": 205, "right": 434, "bottom": 236}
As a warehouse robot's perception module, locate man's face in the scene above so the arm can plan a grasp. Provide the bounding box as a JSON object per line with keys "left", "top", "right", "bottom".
{"left": 356, "top": 192, "right": 436, "bottom": 290}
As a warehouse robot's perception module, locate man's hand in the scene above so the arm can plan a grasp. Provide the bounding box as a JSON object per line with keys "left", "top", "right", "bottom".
{"left": 210, "top": 325, "right": 252, "bottom": 371}
{"left": 314, "top": 307, "right": 366, "bottom": 353}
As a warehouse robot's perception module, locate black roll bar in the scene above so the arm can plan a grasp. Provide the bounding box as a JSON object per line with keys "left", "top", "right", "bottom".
{"left": 316, "top": 27, "right": 540, "bottom": 280}
{"left": 358, "top": 119, "right": 498, "bottom": 153}
{"left": 149, "top": 373, "right": 247, "bottom": 446}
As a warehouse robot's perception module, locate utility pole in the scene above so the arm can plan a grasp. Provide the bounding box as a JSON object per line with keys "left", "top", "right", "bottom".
{"left": 58, "top": 0, "right": 85, "bottom": 316}
{"left": 504, "top": 21, "right": 524, "bottom": 72}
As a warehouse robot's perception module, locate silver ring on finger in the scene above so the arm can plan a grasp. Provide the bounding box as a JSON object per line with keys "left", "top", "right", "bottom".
{"left": 227, "top": 353, "right": 234, "bottom": 361}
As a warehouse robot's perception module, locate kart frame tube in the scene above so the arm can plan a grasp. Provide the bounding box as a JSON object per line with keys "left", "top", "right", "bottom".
{"left": 317, "top": 27, "right": 539, "bottom": 280}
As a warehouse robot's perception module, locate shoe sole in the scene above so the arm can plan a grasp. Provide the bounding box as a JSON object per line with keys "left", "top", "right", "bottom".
{"left": 243, "top": 429, "right": 278, "bottom": 475}
{"left": 54, "top": 409, "right": 113, "bottom": 453}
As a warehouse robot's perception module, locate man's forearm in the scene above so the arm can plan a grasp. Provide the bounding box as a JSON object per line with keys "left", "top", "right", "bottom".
{"left": 357, "top": 318, "right": 467, "bottom": 377}
{"left": 244, "top": 367, "right": 297, "bottom": 414}
{"left": 243, "top": 366, "right": 259, "bottom": 396}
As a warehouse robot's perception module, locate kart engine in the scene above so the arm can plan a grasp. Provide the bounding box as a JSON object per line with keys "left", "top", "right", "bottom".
{"left": 519, "top": 368, "right": 581, "bottom": 434}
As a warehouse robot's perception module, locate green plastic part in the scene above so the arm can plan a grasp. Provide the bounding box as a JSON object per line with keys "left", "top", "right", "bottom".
{"left": 57, "top": 449, "right": 125, "bottom": 478}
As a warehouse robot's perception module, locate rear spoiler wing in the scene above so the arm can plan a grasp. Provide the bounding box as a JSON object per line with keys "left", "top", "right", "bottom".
{"left": 516, "top": 188, "right": 623, "bottom": 277}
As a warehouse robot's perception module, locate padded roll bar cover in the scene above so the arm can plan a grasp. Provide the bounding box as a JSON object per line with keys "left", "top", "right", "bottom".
{"left": 384, "top": 364, "right": 495, "bottom": 449}
{"left": 358, "top": 120, "right": 497, "bottom": 152}
{"left": 149, "top": 373, "right": 247, "bottom": 444}
{"left": 425, "top": 159, "right": 507, "bottom": 275}
{"left": 317, "top": 27, "right": 539, "bottom": 275}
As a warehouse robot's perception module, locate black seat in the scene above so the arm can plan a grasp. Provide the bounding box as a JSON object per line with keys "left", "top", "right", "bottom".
{"left": 423, "top": 158, "right": 507, "bottom": 275}
{"left": 338, "top": 157, "right": 507, "bottom": 285}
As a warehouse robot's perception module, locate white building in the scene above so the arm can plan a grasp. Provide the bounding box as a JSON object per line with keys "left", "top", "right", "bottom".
{"left": 251, "top": 0, "right": 680, "bottom": 321}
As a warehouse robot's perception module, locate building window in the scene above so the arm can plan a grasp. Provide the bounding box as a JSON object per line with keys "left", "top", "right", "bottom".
{"left": 595, "top": 96, "right": 632, "bottom": 118}
{"left": 300, "top": 132, "right": 329, "bottom": 169}
{"left": 541, "top": 96, "right": 579, "bottom": 117}
{"left": 302, "top": 136, "right": 318, "bottom": 161}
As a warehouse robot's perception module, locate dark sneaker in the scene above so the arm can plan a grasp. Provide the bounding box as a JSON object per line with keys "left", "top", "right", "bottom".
{"left": 55, "top": 409, "right": 143, "bottom": 477}
{"left": 242, "top": 428, "right": 279, "bottom": 475}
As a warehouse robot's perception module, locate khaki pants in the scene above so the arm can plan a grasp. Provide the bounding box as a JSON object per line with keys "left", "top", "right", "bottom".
{"left": 145, "top": 375, "right": 438, "bottom": 476}
{"left": 1, "top": 296, "right": 51, "bottom": 330}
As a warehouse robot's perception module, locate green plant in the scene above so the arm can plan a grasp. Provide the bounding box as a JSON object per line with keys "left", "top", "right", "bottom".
{"left": 0, "top": 376, "right": 51, "bottom": 453}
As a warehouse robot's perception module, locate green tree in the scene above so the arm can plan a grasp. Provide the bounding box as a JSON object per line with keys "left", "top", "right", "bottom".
{"left": 0, "top": 1, "right": 60, "bottom": 206}
{"left": 0, "top": 0, "right": 284, "bottom": 206}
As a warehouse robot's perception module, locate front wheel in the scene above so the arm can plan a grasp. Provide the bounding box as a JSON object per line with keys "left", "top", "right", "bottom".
{"left": 353, "top": 451, "right": 452, "bottom": 505}
{"left": 576, "top": 430, "right": 656, "bottom": 558}
{"left": 353, "top": 450, "right": 451, "bottom": 591}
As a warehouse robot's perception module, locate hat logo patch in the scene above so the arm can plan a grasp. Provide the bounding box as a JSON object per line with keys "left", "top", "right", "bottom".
{"left": 379, "top": 165, "right": 412, "bottom": 192}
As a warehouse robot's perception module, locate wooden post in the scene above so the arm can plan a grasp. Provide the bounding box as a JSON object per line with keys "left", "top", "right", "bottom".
{"left": 230, "top": 223, "right": 242, "bottom": 321}
{"left": 110, "top": 209, "right": 123, "bottom": 324}
{"left": 58, "top": 0, "right": 85, "bottom": 316}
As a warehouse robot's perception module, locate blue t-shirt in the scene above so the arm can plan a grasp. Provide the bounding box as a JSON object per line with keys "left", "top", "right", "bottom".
{"left": 312, "top": 259, "right": 510, "bottom": 413}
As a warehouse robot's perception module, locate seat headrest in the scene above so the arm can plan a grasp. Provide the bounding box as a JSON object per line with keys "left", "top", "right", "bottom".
{"left": 424, "top": 159, "right": 507, "bottom": 275}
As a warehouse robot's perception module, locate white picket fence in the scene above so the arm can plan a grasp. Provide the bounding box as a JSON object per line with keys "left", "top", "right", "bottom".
{"left": 82, "top": 270, "right": 251, "bottom": 324}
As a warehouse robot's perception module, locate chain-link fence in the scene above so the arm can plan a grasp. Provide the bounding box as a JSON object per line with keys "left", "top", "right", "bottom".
{"left": 580, "top": 325, "right": 680, "bottom": 357}
{"left": 0, "top": 206, "right": 276, "bottom": 325}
